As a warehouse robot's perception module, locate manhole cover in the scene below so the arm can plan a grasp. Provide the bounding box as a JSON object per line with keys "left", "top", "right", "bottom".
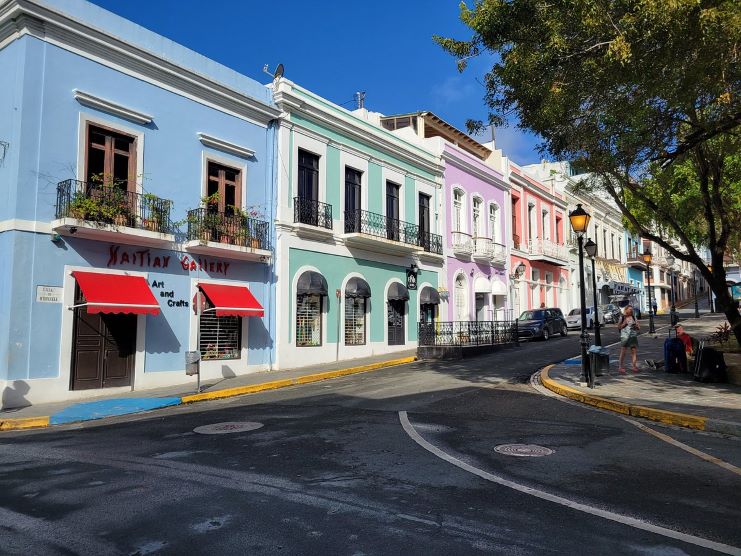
{"left": 193, "top": 422, "right": 264, "bottom": 435}
{"left": 494, "top": 444, "right": 554, "bottom": 457}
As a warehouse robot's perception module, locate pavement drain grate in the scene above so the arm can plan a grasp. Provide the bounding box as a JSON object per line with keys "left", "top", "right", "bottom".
{"left": 494, "top": 444, "right": 554, "bottom": 457}
{"left": 193, "top": 422, "right": 264, "bottom": 435}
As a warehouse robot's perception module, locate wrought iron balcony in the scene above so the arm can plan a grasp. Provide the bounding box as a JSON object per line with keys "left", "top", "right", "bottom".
{"left": 294, "top": 197, "right": 333, "bottom": 229}
{"left": 186, "top": 208, "right": 270, "bottom": 251}
{"left": 451, "top": 231, "right": 473, "bottom": 256}
{"left": 344, "top": 209, "right": 441, "bottom": 253}
{"left": 55, "top": 179, "right": 173, "bottom": 234}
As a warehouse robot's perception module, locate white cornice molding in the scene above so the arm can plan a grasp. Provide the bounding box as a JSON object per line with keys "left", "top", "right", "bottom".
{"left": 509, "top": 171, "right": 567, "bottom": 208}
{"left": 197, "top": 133, "right": 255, "bottom": 159}
{"left": 1, "top": 0, "right": 280, "bottom": 127}
{"left": 441, "top": 150, "right": 509, "bottom": 192}
{"left": 275, "top": 85, "right": 443, "bottom": 178}
{"left": 73, "top": 89, "right": 152, "bottom": 125}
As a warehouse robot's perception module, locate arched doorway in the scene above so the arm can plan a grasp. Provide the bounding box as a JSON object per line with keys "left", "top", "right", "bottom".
{"left": 455, "top": 273, "right": 467, "bottom": 321}
{"left": 387, "top": 282, "right": 409, "bottom": 345}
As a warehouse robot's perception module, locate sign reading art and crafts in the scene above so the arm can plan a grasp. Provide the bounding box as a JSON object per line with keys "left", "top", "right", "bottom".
{"left": 105, "top": 245, "right": 230, "bottom": 276}
{"left": 36, "top": 285, "right": 63, "bottom": 303}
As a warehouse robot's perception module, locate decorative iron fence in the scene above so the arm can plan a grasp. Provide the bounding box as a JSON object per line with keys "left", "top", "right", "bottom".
{"left": 186, "top": 208, "right": 270, "bottom": 250}
{"left": 294, "top": 197, "right": 333, "bottom": 229}
{"left": 56, "top": 179, "right": 172, "bottom": 234}
{"left": 418, "top": 320, "right": 518, "bottom": 347}
{"left": 344, "top": 208, "right": 441, "bottom": 253}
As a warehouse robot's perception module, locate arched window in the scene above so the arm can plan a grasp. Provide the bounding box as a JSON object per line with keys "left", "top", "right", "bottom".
{"left": 453, "top": 189, "right": 464, "bottom": 233}
{"left": 472, "top": 197, "right": 483, "bottom": 238}
{"left": 296, "top": 271, "right": 327, "bottom": 347}
{"left": 455, "top": 274, "right": 467, "bottom": 321}
{"left": 489, "top": 203, "right": 500, "bottom": 243}
{"left": 344, "top": 277, "right": 371, "bottom": 346}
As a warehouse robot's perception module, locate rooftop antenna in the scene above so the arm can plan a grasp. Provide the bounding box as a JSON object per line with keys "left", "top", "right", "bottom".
{"left": 262, "top": 63, "right": 284, "bottom": 80}
{"left": 355, "top": 91, "right": 365, "bottom": 109}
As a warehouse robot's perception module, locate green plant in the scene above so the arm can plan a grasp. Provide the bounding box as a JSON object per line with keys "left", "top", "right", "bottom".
{"left": 69, "top": 192, "right": 104, "bottom": 220}
{"left": 202, "top": 192, "right": 221, "bottom": 208}
{"left": 711, "top": 323, "right": 732, "bottom": 346}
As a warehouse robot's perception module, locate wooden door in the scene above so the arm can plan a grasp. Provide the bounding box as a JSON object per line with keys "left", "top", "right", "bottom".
{"left": 387, "top": 300, "right": 405, "bottom": 346}
{"left": 71, "top": 288, "right": 136, "bottom": 390}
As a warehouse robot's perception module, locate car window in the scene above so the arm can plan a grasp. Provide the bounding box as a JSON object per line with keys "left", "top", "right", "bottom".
{"left": 568, "top": 309, "right": 580, "bottom": 316}
{"left": 519, "top": 310, "right": 544, "bottom": 320}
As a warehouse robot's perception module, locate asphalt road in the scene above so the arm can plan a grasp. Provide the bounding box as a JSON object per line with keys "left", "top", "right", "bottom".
{"left": 1, "top": 322, "right": 739, "bottom": 555}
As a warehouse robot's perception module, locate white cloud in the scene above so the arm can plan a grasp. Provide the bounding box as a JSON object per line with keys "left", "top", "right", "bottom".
{"left": 430, "top": 75, "right": 478, "bottom": 107}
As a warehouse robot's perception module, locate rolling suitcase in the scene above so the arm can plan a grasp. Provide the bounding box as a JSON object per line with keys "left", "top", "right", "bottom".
{"left": 663, "top": 337, "right": 686, "bottom": 373}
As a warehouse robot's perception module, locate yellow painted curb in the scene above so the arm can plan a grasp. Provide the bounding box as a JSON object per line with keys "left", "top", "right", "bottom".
{"left": 540, "top": 365, "right": 707, "bottom": 430}
{"left": 0, "top": 416, "right": 50, "bottom": 431}
{"left": 182, "top": 356, "right": 417, "bottom": 404}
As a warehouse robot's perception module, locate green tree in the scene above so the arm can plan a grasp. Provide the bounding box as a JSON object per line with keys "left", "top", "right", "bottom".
{"left": 436, "top": 0, "right": 741, "bottom": 341}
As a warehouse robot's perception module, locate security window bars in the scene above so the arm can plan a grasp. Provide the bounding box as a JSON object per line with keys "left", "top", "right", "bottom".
{"left": 199, "top": 299, "right": 241, "bottom": 360}
{"left": 296, "top": 294, "right": 322, "bottom": 347}
{"left": 344, "top": 297, "right": 366, "bottom": 346}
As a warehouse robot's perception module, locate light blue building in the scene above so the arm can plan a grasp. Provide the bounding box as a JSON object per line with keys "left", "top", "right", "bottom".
{"left": 625, "top": 231, "right": 646, "bottom": 313}
{"left": 0, "top": 0, "right": 279, "bottom": 407}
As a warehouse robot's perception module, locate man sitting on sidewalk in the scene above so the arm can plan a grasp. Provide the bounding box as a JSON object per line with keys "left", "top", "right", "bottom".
{"left": 645, "top": 325, "right": 693, "bottom": 373}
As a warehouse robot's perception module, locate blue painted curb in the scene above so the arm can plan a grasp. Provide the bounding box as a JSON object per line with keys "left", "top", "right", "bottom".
{"left": 49, "top": 397, "right": 182, "bottom": 425}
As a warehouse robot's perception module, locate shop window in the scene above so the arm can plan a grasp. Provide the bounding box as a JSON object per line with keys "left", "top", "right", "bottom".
{"left": 344, "top": 297, "right": 366, "bottom": 345}
{"left": 207, "top": 161, "right": 241, "bottom": 215}
{"left": 296, "top": 294, "right": 322, "bottom": 347}
{"left": 86, "top": 124, "right": 136, "bottom": 191}
{"left": 199, "top": 298, "right": 241, "bottom": 360}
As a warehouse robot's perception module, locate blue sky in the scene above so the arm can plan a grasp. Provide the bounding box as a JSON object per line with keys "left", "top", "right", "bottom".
{"left": 88, "top": 0, "right": 542, "bottom": 165}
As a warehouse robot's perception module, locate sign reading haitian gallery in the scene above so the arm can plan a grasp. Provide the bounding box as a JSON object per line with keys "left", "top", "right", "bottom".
{"left": 105, "top": 245, "right": 230, "bottom": 276}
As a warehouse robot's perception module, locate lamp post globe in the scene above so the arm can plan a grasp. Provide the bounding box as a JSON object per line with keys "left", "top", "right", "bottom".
{"left": 568, "top": 204, "right": 592, "bottom": 383}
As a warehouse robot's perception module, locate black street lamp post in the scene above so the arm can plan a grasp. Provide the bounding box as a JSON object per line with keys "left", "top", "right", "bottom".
{"left": 693, "top": 272, "right": 700, "bottom": 318}
{"left": 584, "top": 238, "right": 601, "bottom": 346}
{"left": 643, "top": 250, "right": 656, "bottom": 334}
{"left": 707, "top": 265, "right": 715, "bottom": 313}
{"left": 666, "top": 254, "right": 678, "bottom": 326}
{"left": 569, "top": 204, "right": 591, "bottom": 383}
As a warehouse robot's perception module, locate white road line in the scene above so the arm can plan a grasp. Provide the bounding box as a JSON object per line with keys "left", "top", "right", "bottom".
{"left": 398, "top": 410, "right": 741, "bottom": 555}
{"left": 622, "top": 417, "right": 741, "bottom": 476}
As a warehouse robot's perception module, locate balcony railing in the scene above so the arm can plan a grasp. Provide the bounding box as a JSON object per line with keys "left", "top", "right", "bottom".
{"left": 526, "top": 238, "right": 568, "bottom": 261}
{"left": 294, "top": 197, "right": 333, "bottom": 229}
{"left": 55, "top": 179, "right": 172, "bottom": 234}
{"left": 186, "top": 208, "right": 270, "bottom": 250}
{"left": 344, "top": 208, "right": 442, "bottom": 253}
{"left": 491, "top": 242, "right": 507, "bottom": 263}
{"left": 418, "top": 320, "right": 517, "bottom": 347}
{"left": 473, "top": 236, "right": 492, "bottom": 259}
{"left": 452, "top": 231, "right": 473, "bottom": 255}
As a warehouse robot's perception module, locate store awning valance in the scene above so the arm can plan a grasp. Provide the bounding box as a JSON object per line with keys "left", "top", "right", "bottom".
{"left": 419, "top": 286, "right": 440, "bottom": 305}
{"left": 72, "top": 271, "right": 160, "bottom": 315}
{"left": 297, "top": 271, "right": 328, "bottom": 296}
{"left": 474, "top": 276, "right": 491, "bottom": 293}
{"left": 198, "top": 283, "right": 264, "bottom": 317}
{"left": 345, "top": 277, "right": 371, "bottom": 298}
{"left": 491, "top": 279, "right": 507, "bottom": 296}
{"left": 387, "top": 282, "right": 409, "bottom": 301}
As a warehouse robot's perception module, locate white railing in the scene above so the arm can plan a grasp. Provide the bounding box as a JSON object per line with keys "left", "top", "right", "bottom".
{"left": 527, "top": 238, "right": 569, "bottom": 261}
{"left": 473, "top": 236, "right": 492, "bottom": 260}
{"left": 491, "top": 242, "right": 507, "bottom": 263}
{"left": 451, "top": 231, "right": 473, "bottom": 255}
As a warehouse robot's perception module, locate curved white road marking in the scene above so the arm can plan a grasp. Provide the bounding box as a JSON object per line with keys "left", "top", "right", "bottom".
{"left": 398, "top": 410, "right": 741, "bottom": 555}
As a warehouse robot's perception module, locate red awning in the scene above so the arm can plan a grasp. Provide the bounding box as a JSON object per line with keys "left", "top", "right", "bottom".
{"left": 198, "top": 283, "right": 264, "bottom": 317}
{"left": 72, "top": 271, "right": 160, "bottom": 315}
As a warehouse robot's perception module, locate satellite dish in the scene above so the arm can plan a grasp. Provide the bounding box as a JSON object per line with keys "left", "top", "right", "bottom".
{"left": 273, "top": 63, "right": 284, "bottom": 80}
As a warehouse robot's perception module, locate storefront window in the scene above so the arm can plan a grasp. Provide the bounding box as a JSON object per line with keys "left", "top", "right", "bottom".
{"left": 199, "top": 298, "right": 241, "bottom": 360}
{"left": 296, "top": 294, "right": 322, "bottom": 346}
{"left": 345, "top": 297, "right": 366, "bottom": 345}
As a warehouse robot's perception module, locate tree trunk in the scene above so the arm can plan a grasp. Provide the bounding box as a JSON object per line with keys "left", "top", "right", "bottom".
{"left": 711, "top": 279, "right": 741, "bottom": 344}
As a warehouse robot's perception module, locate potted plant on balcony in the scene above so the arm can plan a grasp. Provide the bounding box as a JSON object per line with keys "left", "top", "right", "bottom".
{"left": 69, "top": 191, "right": 103, "bottom": 221}
{"left": 108, "top": 188, "right": 131, "bottom": 227}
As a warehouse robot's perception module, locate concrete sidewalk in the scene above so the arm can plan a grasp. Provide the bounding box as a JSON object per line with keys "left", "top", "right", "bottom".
{"left": 541, "top": 314, "right": 741, "bottom": 436}
{"left": 0, "top": 350, "right": 417, "bottom": 431}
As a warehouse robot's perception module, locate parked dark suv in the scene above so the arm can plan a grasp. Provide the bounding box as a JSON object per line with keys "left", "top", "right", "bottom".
{"left": 516, "top": 308, "right": 568, "bottom": 340}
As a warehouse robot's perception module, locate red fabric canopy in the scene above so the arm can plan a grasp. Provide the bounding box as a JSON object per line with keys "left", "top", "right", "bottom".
{"left": 198, "top": 283, "right": 264, "bottom": 317}
{"left": 72, "top": 271, "right": 160, "bottom": 315}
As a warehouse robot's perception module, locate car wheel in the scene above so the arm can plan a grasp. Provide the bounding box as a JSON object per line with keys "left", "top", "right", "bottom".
{"left": 542, "top": 327, "right": 550, "bottom": 341}
{"left": 561, "top": 324, "right": 568, "bottom": 337}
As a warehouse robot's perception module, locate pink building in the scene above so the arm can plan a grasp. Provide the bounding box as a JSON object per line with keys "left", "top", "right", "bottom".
{"left": 508, "top": 163, "right": 570, "bottom": 314}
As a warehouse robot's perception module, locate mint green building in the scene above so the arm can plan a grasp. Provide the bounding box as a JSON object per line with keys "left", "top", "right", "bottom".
{"left": 273, "top": 80, "right": 445, "bottom": 368}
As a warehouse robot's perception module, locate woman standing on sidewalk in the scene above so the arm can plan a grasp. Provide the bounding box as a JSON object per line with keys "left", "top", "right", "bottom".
{"left": 618, "top": 306, "right": 640, "bottom": 373}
